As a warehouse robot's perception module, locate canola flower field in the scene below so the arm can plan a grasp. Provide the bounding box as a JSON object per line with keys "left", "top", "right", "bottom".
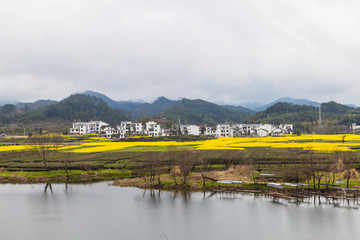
{"left": 1, "top": 134, "right": 360, "bottom": 153}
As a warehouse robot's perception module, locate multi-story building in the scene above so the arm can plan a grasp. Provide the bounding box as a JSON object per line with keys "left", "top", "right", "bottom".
{"left": 118, "top": 121, "right": 143, "bottom": 136}
{"left": 257, "top": 124, "right": 275, "bottom": 137}
{"left": 70, "top": 121, "right": 109, "bottom": 135}
{"left": 274, "top": 124, "right": 293, "bottom": 136}
{"left": 216, "top": 124, "right": 233, "bottom": 137}
{"left": 145, "top": 121, "right": 161, "bottom": 137}
{"left": 180, "top": 125, "right": 201, "bottom": 136}
{"left": 100, "top": 125, "right": 119, "bottom": 139}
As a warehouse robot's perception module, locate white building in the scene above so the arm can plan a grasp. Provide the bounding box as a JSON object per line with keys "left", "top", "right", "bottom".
{"left": 161, "top": 129, "right": 171, "bottom": 137}
{"left": 216, "top": 124, "right": 233, "bottom": 137}
{"left": 100, "top": 125, "right": 119, "bottom": 139}
{"left": 231, "top": 124, "right": 293, "bottom": 137}
{"left": 180, "top": 125, "right": 201, "bottom": 136}
{"left": 118, "top": 121, "right": 143, "bottom": 136}
{"left": 70, "top": 121, "right": 109, "bottom": 135}
{"left": 70, "top": 122, "right": 89, "bottom": 135}
{"left": 199, "top": 125, "right": 215, "bottom": 136}
{"left": 257, "top": 124, "right": 275, "bottom": 137}
{"left": 278, "top": 124, "right": 293, "bottom": 135}
{"left": 351, "top": 123, "right": 360, "bottom": 131}
{"left": 145, "top": 121, "right": 161, "bottom": 137}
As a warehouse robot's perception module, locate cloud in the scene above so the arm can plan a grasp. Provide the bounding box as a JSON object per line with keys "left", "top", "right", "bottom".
{"left": 1, "top": 0, "right": 360, "bottom": 105}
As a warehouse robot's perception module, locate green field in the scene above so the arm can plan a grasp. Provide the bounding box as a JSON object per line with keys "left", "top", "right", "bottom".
{"left": 0, "top": 135, "right": 359, "bottom": 187}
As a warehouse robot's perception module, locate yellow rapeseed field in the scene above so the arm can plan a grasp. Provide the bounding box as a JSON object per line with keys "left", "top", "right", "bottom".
{"left": 55, "top": 134, "right": 360, "bottom": 153}
{"left": 0, "top": 145, "right": 31, "bottom": 152}
{"left": 1, "top": 134, "right": 360, "bottom": 153}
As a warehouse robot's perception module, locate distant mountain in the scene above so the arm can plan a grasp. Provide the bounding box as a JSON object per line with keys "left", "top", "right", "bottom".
{"left": 119, "top": 99, "right": 147, "bottom": 104}
{"left": 254, "top": 97, "right": 319, "bottom": 112}
{"left": 245, "top": 101, "right": 354, "bottom": 126}
{"left": 0, "top": 101, "right": 19, "bottom": 107}
{"left": 82, "top": 90, "right": 123, "bottom": 109}
{"left": 223, "top": 105, "right": 255, "bottom": 114}
{"left": 346, "top": 104, "right": 358, "bottom": 108}
{"left": 44, "top": 94, "right": 128, "bottom": 125}
{"left": 82, "top": 90, "right": 147, "bottom": 111}
{"left": 130, "top": 96, "right": 182, "bottom": 119}
{"left": 16, "top": 100, "right": 57, "bottom": 110}
{"left": 117, "top": 101, "right": 147, "bottom": 112}
{"left": 160, "top": 99, "right": 254, "bottom": 125}
{"left": 238, "top": 101, "right": 265, "bottom": 111}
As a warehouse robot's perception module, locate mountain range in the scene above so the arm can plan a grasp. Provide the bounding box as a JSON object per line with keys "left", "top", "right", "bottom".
{"left": 1, "top": 90, "right": 357, "bottom": 113}
{"left": 1, "top": 90, "right": 360, "bottom": 135}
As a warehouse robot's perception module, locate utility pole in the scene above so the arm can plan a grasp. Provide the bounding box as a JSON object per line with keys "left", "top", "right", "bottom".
{"left": 319, "top": 104, "right": 322, "bottom": 127}
{"left": 178, "top": 117, "right": 181, "bottom": 136}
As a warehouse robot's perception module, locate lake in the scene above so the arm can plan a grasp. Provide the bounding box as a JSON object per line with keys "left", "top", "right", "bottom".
{"left": 0, "top": 182, "right": 359, "bottom": 240}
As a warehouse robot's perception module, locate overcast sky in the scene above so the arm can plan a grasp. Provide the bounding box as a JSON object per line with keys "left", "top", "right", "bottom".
{"left": 1, "top": 0, "right": 360, "bottom": 105}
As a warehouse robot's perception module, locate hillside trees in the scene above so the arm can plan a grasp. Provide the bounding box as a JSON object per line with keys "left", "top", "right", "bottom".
{"left": 161, "top": 98, "right": 253, "bottom": 125}
{"left": 44, "top": 94, "right": 128, "bottom": 124}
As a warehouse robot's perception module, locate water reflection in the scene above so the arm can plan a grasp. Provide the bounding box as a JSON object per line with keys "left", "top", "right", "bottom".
{"left": 42, "top": 182, "right": 73, "bottom": 194}
{"left": 44, "top": 182, "right": 53, "bottom": 193}
{"left": 140, "top": 188, "right": 360, "bottom": 209}
{"left": 142, "top": 189, "right": 192, "bottom": 205}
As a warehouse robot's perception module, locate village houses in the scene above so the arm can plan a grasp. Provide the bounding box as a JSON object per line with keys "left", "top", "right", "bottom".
{"left": 145, "top": 121, "right": 161, "bottom": 137}
{"left": 70, "top": 120, "right": 294, "bottom": 139}
{"left": 70, "top": 121, "right": 109, "bottom": 135}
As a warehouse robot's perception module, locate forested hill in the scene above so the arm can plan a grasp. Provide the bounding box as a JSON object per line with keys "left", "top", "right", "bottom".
{"left": 130, "top": 97, "right": 182, "bottom": 119}
{"left": 245, "top": 101, "right": 355, "bottom": 125}
{"left": 0, "top": 94, "right": 129, "bottom": 125}
{"left": 340, "top": 108, "right": 360, "bottom": 125}
{"left": 16, "top": 100, "right": 57, "bottom": 110}
{"left": 82, "top": 90, "right": 147, "bottom": 111}
{"left": 44, "top": 94, "right": 128, "bottom": 125}
{"left": 160, "top": 98, "right": 254, "bottom": 125}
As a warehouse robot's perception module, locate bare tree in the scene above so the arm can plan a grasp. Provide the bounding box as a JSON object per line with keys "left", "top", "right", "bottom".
{"left": 145, "top": 152, "right": 163, "bottom": 185}
{"left": 28, "top": 135, "right": 62, "bottom": 171}
{"left": 177, "top": 150, "right": 195, "bottom": 184}
{"left": 304, "top": 153, "right": 324, "bottom": 189}
{"left": 343, "top": 168, "right": 359, "bottom": 188}
{"left": 170, "top": 166, "right": 182, "bottom": 185}
{"left": 340, "top": 151, "right": 359, "bottom": 188}
{"left": 62, "top": 146, "right": 73, "bottom": 182}
{"left": 330, "top": 158, "right": 343, "bottom": 187}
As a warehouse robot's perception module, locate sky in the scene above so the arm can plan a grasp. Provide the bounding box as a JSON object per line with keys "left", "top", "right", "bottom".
{"left": 1, "top": 0, "right": 360, "bottom": 106}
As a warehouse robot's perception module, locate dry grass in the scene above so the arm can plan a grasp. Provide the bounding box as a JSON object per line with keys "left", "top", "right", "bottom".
{"left": 113, "top": 166, "right": 254, "bottom": 189}
{"left": 210, "top": 165, "right": 252, "bottom": 181}
{"left": 113, "top": 177, "right": 150, "bottom": 188}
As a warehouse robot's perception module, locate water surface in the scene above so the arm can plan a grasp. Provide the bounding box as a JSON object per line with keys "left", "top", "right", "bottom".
{"left": 0, "top": 182, "right": 359, "bottom": 240}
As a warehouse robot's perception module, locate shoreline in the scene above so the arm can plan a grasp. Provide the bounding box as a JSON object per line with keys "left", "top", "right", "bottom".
{"left": 0, "top": 169, "right": 133, "bottom": 184}
{"left": 112, "top": 176, "right": 360, "bottom": 200}
{"left": 1, "top": 169, "right": 359, "bottom": 201}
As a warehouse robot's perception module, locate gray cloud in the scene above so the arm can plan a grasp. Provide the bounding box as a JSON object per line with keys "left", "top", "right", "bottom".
{"left": 1, "top": 0, "right": 360, "bottom": 105}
